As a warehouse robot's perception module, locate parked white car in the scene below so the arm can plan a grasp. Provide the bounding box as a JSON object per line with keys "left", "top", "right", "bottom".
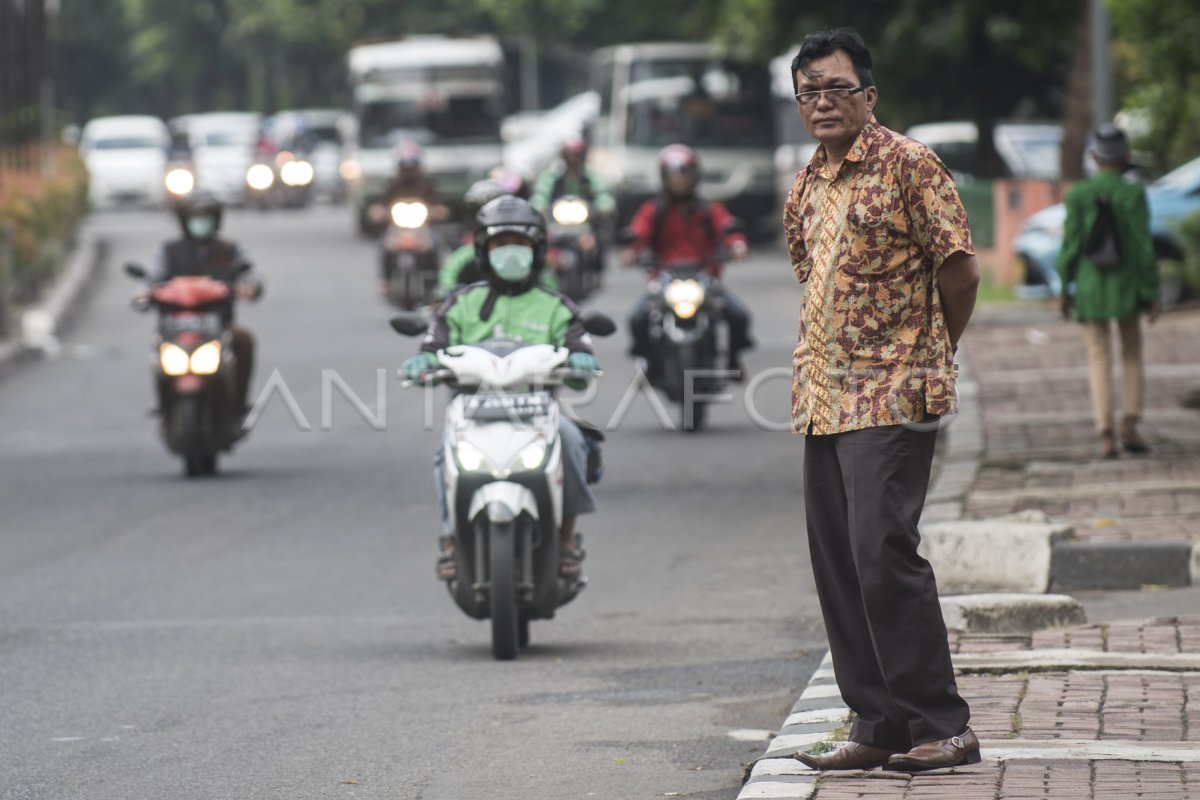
{"left": 78, "top": 115, "right": 170, "bottom": 208}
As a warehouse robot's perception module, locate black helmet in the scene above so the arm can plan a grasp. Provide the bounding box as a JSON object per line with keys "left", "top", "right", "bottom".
{"left": 473, "top": 196, "right": 547, "bottom": 290}
{"left": 463, "top": 178, "right": 506, "bottom": 218}
{"left": 175, "top": 189, "right": 223, "bottom": 241}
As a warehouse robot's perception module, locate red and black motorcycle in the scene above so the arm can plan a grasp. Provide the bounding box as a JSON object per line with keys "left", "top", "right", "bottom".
{"left": 126, "top": 263, "right": 249, "bottom": 477}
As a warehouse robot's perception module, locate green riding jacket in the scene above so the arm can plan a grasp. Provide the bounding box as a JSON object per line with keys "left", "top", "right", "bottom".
{"left": 1056, "top": 169, "right": 1158, "bottom": 321}
{"left": 420, "top": 281, "right": 593, "bottom": 356}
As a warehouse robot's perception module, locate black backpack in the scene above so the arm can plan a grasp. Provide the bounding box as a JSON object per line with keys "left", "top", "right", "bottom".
{"left": 1083, "top": 193, "right": 1121, "bottom": 272}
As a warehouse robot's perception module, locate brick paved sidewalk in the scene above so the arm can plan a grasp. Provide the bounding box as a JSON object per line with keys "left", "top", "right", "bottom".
{"left": 804, "top": 617, "right": 1200, "bottom": 800}
{"left": 961, "top": 306, "right": 1200, "bottom": 546}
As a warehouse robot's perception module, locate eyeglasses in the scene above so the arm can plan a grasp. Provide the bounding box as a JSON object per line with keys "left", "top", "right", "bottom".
{"left": 795, "top": 86, "right": 867, "bottom": 106}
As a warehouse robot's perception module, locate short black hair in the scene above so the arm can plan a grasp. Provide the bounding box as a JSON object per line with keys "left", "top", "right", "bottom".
{"left": 790, "top": 28, "right": 875, "bottom": 95}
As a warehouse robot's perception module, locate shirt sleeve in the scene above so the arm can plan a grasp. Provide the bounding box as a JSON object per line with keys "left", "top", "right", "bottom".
{"left": 629, "top": 200, "right": 657, "bottom": 253}
{"left": 1132, "top": 186, "right": 1159, "bottom": 304}
{"left": 1057, "top": 185, "right": 1086, "bottom": 288}
{"left": 551, "top": 294, "right": 594, "bottom": 356}
{"left": 783, "top": 171, "right": 810, "bottom": 283}
{"left": 710, "top": 202, "right": 747, "bottom": 252}
{"left": 902, "top": 151, "right": 974, "bottom": 273}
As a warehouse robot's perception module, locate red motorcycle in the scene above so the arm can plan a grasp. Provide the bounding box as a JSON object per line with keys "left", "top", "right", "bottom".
{"left": 126, "top": 264, "right": 249, "bottom": 477}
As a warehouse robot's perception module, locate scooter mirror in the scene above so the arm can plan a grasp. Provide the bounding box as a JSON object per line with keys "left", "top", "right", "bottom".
{"left": 124, "top": 262, "right": 148, "bottom": 280}
{"left": 581, "top": 312, "right": 616, "bottom": 337}
{"left": 389, "top": 313, "right": 428, "bottom": 337}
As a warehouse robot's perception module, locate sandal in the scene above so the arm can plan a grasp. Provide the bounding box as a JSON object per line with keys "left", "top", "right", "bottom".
{"left": 436, "top": 536, "right": 457, "bottom": 582}
{"left": 560, "top": 535, "right": 586, "bottom": 578}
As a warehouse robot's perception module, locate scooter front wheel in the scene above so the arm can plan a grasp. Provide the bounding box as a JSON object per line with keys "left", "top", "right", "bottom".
{"left": 489, "top": 519, "right": 520, "bottom": 660}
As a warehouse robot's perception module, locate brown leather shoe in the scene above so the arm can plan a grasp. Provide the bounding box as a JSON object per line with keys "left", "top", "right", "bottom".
{"left": 1119, "top": 415, "right": 1150, "bottom": 454}
{"left": 1099, "top": 428, "right": 1118, "bottom": 459}
{"left": 885, "top": 728, "right": 981, "bottom": 772}
{"left": 794, "top": 741, "right": 897, "bottom": 771}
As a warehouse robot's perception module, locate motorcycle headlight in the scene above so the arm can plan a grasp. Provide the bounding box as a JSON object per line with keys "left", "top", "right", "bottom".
{"left": 515, "top": 442, "right": 547, "bottom": 471}
{"left": 164, "top": 168, "right": 194, "bottom": 196}
{"left": 391, "top": 201, "right": 429, "bottom": 229}
{"left": 339, "top": 159, "right": 362, "bottom": 182}
{"left": 159, "top": 343, "right": 191, "bottom": 376}
{"left": 455, "top": 442, "right": 487, "bottom": 472}
{"left": 189, "top": 341, "right": 222, "bottom": 375}
{"left": 246, "top": 163, "right": 275, "bottom": 191}
{"left": 551, "top": 199, "right": 589, "bottom": 225}
{"left": 664, "top": 279, "right": 705, "bottom": 319}
{"left": 280, "top": 159, "right": 314, "bottom": 187}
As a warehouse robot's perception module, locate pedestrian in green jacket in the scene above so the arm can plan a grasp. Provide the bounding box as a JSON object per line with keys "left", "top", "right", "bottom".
{"left": 1057, "top": 123, "right": 1160, "bottom": 458}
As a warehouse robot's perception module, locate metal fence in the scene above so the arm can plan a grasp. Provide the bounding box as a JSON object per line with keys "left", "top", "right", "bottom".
{"left": 1, "top": 0, "right": 50, "bottom": 177}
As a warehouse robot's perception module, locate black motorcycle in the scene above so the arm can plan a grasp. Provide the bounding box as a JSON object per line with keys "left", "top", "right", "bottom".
{"left": 546, "top": 194, "right": 600, "bottom": 302}
{"left": 126, "top": 263, "right": 251, "bottom": 476}
{"left": 642, "top": 262, "right": 729, "bottom": 432}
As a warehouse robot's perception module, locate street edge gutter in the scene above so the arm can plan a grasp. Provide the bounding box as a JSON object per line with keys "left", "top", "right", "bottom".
{"left": 737, "top": 651, "right": 844, "bottom": 799}
{"left": 0, "top": 225, "right": 108, "bottom": 374}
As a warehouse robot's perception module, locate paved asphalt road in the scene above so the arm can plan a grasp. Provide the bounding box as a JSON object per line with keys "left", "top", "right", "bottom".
{"left": 0, "top": 207, "right": 826, "bottom": 800}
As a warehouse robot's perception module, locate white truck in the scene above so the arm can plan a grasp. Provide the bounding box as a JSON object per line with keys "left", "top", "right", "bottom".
{"left": 344, "top": 36, "right": 507, "bottom": 235}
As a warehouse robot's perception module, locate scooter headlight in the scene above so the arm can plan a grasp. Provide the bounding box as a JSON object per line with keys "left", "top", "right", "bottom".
{"left": 455, "top": 442, "right": 487, "bottom": 472}
{"left": 279, "top": 159, "right": 314, "bottom": 187}
{"left": 189, "top": 341, "right": 222, "bottom": 375}
{"left": 246, "top": 163, "right": 275, "bottom": 191}
{"left": 551, "top": 198, "right": 589, "bottom": 225}
{"left": 159, "top": 343, "right": 191, "bottom": 376}
{"left": 515, "top": 442, "right": 547, "bottom": 471}
{"left": 391, "top": 201, "right": 429, "bottom": 229}
{"left": 665, "top": 279, "right": 705, "bottom": 319}
{"left": 164, "top": 168, "right": 195, "bottom": 196}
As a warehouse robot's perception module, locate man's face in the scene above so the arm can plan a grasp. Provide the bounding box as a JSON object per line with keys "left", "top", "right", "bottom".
{"left": 795, "top": 50, "right": 877, "bottom": 150}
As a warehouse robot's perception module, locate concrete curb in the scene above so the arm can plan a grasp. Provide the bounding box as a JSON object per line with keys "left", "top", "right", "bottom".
{"left": 735, "top": 587, "right": 1080, "bottom": 799}
{"left": 737, "top": 652, "right": 842, "bottom": 799}
{"left": 0, "top": 226, "right": 107, "bottom": 371}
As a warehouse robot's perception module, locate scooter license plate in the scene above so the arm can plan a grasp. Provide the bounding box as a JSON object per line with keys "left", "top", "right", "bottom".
{"left": 463, "top": 393, "right": 552, "bottom": 421}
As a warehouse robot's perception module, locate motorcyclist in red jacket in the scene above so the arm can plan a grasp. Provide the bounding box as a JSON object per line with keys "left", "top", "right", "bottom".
{"left": 622, "top": 144, "right": 754, "bottom": 377}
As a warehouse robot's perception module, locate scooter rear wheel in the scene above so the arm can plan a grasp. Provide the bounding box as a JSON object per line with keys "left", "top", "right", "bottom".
{"left": 489, "top": 519, "right": 520, "bottom": 660}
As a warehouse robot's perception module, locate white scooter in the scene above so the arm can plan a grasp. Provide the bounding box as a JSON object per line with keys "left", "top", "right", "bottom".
{"left": 390, "top": 313, "right": 614, "bottom": 660}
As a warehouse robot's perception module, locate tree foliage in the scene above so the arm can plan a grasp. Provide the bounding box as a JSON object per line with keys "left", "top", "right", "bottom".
{"left": 64, "top": 0, "right": 1198, "bottom": 179}
{"left": 1107, "top": 0, "right": 1200, "bottom": 171}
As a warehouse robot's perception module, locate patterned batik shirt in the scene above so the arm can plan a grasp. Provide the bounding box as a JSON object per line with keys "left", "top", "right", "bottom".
{"left": 783, "top": 120, "right": 973, "bottom": 435}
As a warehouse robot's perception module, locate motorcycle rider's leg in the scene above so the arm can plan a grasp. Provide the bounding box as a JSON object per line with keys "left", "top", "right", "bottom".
{"left": 720, "top": 289, "right": 754, "bottom": 377}
{"left": 627, "top": 294, "right": 654, "bottom": 374}
{"left": 378, "top": 251, "right": 394, "bottom": 296}
{"left": 559, "top": 418, "right": 596, "bottom": 575}
{"left": 230, "top": 325, "right": 256, "bottom": 412}
{"left": 433, "top": 444, "right": 457, "bottom": 580}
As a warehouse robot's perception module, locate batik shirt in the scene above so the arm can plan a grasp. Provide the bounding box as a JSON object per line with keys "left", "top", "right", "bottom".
{"left": 783, "top": 120, "right": 972, "bottom": 435}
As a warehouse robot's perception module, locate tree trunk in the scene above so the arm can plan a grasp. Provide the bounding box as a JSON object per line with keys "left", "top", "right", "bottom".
{"left": 1060, "top": 0, "right": 1091, "bottom": 181}
{"left": 967, "top": 14, "right": 1005, "bottom": 178}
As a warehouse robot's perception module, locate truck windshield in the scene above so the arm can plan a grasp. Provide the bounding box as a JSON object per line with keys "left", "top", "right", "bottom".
{"left": 624, "top": 58, "right": 773, "bottom": 149}
{"left": 359, "top": 96, "right": 500, "bottom": 148}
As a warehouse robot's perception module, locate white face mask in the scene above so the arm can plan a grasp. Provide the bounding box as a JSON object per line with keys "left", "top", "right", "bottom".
{"left": 186, "top": 215, "right": 216, "bottom": 240}
{"left": 489, "top": 244, "right": 534, "bottom": 283}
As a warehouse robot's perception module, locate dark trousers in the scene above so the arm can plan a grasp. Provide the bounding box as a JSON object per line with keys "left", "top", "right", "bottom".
{"left": 804, "top": 420, "right": 970, "bottom": 751}
{"left": 230, "top": 325, "right": 255, "bottom": 412}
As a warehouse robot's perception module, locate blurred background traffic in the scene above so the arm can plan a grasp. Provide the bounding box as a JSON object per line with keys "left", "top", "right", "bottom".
{"left": 2, "top": 0, "right": 1200, "bottom": 320}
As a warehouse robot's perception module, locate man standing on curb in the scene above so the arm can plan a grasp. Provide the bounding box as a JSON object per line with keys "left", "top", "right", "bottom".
{"left": 782, "top": 28, "right": 981, "bottom": 772}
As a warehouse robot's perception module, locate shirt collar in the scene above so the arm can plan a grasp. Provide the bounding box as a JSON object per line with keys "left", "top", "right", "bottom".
{"left": 808, "top": 116, "right": 881, "bottom": 179}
